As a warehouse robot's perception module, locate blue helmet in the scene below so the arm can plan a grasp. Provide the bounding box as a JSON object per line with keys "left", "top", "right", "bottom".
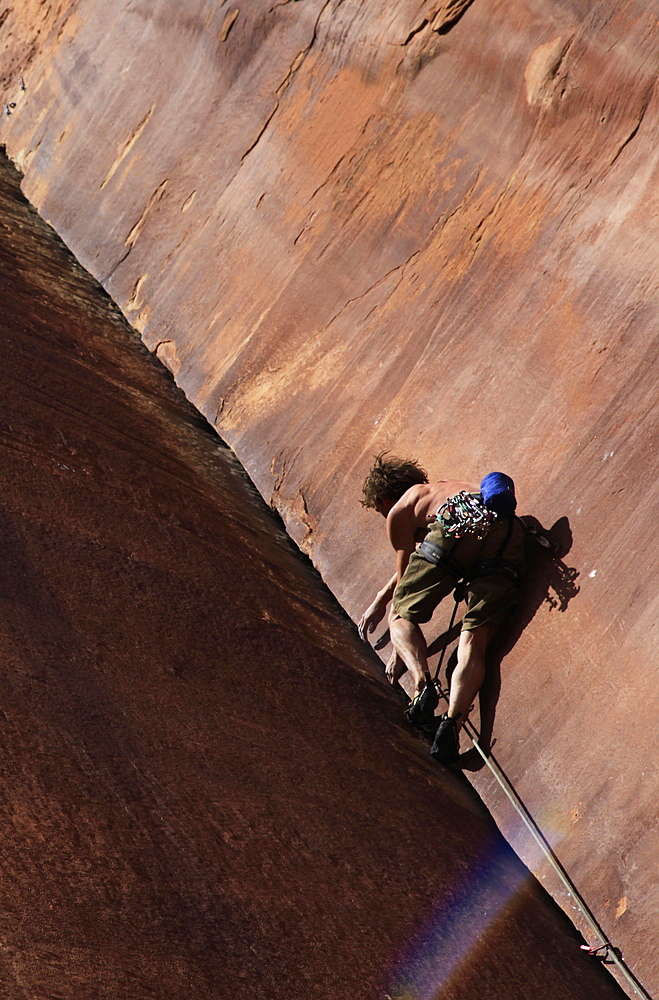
{"left": 480, "top": 472, "right": 517, "bottom": 516}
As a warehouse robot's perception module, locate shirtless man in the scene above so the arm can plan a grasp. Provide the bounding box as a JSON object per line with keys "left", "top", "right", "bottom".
{"left": 358, "top": 454, "right": 525, "bottom": 763}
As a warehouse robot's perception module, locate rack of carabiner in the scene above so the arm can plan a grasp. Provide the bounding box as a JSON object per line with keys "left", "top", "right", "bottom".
{"left": 437, "top": 491, "right": 497, "bottom": 540}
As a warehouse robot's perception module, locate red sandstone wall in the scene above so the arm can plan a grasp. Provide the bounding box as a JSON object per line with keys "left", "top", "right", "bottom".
{"left": 1, "top": 1, "right": 657, "bottom": 995}
{"left": 0, "top": 148, "right": 629, "bottom": 1000}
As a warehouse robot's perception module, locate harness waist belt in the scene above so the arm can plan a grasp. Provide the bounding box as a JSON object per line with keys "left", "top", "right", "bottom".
{"left": 417, "top": 539, "right": 465, "bottom": 580}
{"left": 470, "top": 558, "right": 521, "bottom": 585}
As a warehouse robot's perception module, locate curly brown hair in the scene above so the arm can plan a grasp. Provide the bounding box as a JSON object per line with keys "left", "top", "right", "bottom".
{"left": 361, "top": 452, "right": 429, "bottom": 509}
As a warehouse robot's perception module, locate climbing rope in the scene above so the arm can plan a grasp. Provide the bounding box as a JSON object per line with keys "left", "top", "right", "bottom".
{"left": 432, "top": 640, "right": 652, "bottom": 1000}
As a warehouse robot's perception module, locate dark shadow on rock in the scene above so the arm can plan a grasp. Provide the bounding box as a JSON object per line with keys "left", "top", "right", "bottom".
{"left": 436, "top": 0, "right": 477, "bottom": 36}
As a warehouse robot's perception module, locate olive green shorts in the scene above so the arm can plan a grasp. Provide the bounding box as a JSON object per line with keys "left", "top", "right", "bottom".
{"left": 391, "top": 519, "right": 524, "bottom": 631}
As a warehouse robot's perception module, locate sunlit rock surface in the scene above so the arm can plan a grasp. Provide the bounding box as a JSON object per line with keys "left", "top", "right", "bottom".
{"left": 1, "top": 1, "right": 657, "bottom": 995}
{"left": 0, "top": 150, "right": 629, "bottom": 1000}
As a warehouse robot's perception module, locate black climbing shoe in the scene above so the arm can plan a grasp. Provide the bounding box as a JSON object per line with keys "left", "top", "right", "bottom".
{"left": 404, "top": 671, "right": 439, "bottom": 727}
{"left": 430, "top": 713, "right": 461, "bottom": 764}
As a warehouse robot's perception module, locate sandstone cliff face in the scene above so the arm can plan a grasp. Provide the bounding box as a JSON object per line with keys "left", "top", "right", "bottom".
{"left": 0, "top": 1, "right": 657, "bottom": 995}
{"left": 0, "top": 150, "right": 629, "bottom": 1000}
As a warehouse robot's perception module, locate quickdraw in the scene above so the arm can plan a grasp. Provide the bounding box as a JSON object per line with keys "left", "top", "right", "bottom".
{"left": 579, "top": 943, "right": 621, "bottom": 963}
{"left": 437, "top": 491, "right": 497, "bottom": 540}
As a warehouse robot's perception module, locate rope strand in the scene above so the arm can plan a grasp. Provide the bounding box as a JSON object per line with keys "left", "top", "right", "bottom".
{"left": 432, "top": 675, "right": 652, "bottom": 1000}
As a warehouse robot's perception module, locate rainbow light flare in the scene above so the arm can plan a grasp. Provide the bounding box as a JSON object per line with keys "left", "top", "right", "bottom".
{"left": 385, "top": 809, "right": 567, "bottom": 1000}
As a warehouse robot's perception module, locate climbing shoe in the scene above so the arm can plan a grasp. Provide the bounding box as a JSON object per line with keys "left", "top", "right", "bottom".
{"left": 430, "top": 713, "right": 461, "bottom": 764}
{"left": 404, "top": 671, "right": 439, "bottom": 727}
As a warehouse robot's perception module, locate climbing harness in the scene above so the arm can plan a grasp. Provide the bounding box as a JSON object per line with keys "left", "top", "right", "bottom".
{"left": 470, "top": 514, "right": 522, "bottom": 587}
{"left": 437, "top": 491, "right": 496, "bottom": 540}
{"left": 413, "top": 514, "right": 522, "bottom": 718}
{"left": 419, "top": 508, "right": 522, "bottom": 590}
{"left": 416, "top": 535, "right": 465, "bottom": 578}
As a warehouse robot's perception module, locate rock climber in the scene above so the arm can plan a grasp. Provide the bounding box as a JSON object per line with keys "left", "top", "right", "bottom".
{"left": 358, "top": 454, "right": 526, "bottom": 764}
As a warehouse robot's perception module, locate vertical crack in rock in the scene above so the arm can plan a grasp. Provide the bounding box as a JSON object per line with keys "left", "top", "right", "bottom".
{"left": 402, "top": 17, "right": 431, "bottom": 46}
{"left": 269, "top": 0, "right": 305, "bottom": 10}
{"left": 102, "top": 180, "right": 169, "bottom": 283}
{"left": 428, "top": 167, "right": 484, "bottom": 235}
{"left": 301, "top": 116, "right": 375, "bottom": 211}
{"left": 213, "top": 397, "right": 225, "bottom": 424}
{"left": 240, "top": 0, "right": 334, "bottom": 164}
{"left": 181, "top": 190, "right": 196, "bottom": 212}
{"left": 315, "top": 186, "right": 375, "bottom": 260}
{"left": 609, "top": 81, "right": 655, "bottom": 167}
{"left": 270, "top": 450, "right": 314, "bottom": 536}
{"left": 320, "top": 171, "right": 487, "bottom": 323}
{"left": 295, "top": 488, "right": 314, "bottom": 542}
{"left": 124, "top": 179, "right": 169, "bottom": 248}
{"left": 240, "top": 101, "right": 281, "bottom": 163}
{"left": 270, "top": 449, "right": 294, "bottom": 497}
{"left": 100, "top": 105, "right": 156, "bottom": 189}
{"left": 402, "top": 0, "right": 476, "bottom": 44}
{"left": 292, "top": 125, "right": 376, "bottom": 244}
{"left": 270, "top": 448, "right": 315, "bottom": 546}
{"left": 275, "top": 47, "right": 308, "bottom": 96}
{"left": 465, "top": 182, "right": 512, "bottom": 266}
{"left": 324, "top": 250, "right": 421, "bottom": 329}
